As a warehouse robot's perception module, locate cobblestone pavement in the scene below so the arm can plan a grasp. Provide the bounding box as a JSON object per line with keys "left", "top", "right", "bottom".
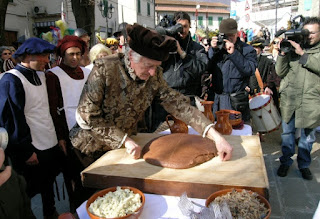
{"left": 31, "top": 128, "right": 320, "bottom": 219}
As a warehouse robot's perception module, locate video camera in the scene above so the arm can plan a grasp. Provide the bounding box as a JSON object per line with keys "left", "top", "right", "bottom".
{"left": 217, "top": 33, "right": 227, "bottom": 50}
{"left": 155, "top": 15, "right": 183, "bottom": 38}
{"left": 278, "top": 15, "right": 310, "bottom": 53}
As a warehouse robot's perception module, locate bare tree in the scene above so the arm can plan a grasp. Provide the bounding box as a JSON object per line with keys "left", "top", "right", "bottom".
{"left": 71, "top": 0, "right": 95, "bottom": 42}
{"left": 0, "top": 0, "right": 9, "bottom": 45}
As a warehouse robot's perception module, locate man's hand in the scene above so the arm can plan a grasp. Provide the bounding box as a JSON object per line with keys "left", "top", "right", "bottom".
{"left": 176, "top": 40, "right": 186, "bottom": 58}
{"left": 124, "top": 137, "right": 142, "bottom": 159}
{"left": 211, "top": 36, "right": 218, "bottom": 49}
{"left": 59, "top": 139, "right": 67, "bottom": 156}
{"left": 224, "top": 39, "right": 235, "bottom": 54}
{"left": 25, "top": 152, "right": 39, "bottom": 166}
{"left": 264, "top": 87, "right": 273, "bottom": 95}
{"left": 207, "top": 127, "right": 233, "bottom": 161}
{"left": 0, "top": 148, "right": 12, "bottom": 186}
{"left": 288, "top": 40, "right": 304, "bottom": 56}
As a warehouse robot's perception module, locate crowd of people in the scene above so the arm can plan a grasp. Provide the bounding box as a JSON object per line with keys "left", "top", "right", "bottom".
{"left": 0, "top": 12, "right": 319, "bottom": 218}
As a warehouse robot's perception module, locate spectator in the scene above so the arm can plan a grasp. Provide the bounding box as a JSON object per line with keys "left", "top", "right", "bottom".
{"left": 86, "top": 43, "right": 112, "bottom": 70}
{"left": 0, "top": 46, "right": 12, "bottom": 73}
{"left": 0, "top": 37, "right": 64, "bottom": 219}
{"left": 247, "top": 28, "right": 254, "bottom": 42}
{"left": 238, "top": 27, "right": 246, "bottom": 42}
{"left": 105, "top": 37, "right": 120, "bottom": 54}
{"left": 0, "top": 148, "right": 36, "bottom": 219}
{"left": 269, "top": 37, "right": 282, "bottom": 61}
{"left": 247, "top": 38, "right": 280, "bottom": 110}
{"left": 69, "top": 23, "right": 233, "bottom": 163}
{"left": 46, "top": 35, "right": 92, "bottom": 211}
{"left": 146, "top": 11, "right": 208, "bottom": 132}
{"left": 276, "top": 17, "right": 320, "bottom": 180}
{"left": 200, "top": 37, "right": 210, "bottom": 54}
{"left": 112, "top": 22, "right": 128, "bottom": 53}
{"left": 207, "top": 18, "right": 257, "bottom": 122}
{"left": 74, "top": 28, "right": 91, "bottom": 66}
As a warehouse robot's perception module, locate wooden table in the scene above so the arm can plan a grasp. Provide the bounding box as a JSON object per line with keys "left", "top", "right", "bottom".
{"left": 81, "top": 134, "right": 269, "bottom": 199}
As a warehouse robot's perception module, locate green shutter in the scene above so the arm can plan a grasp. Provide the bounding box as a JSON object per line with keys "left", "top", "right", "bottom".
{"left": 147, "top": 2, "right": 150, "bottom": 16}
{"left": 138, "top": 0, "right": 141, "bottom": 14}
{"left": 198, "top": 16, "right": 203, "bottom": 26}
{"left": 208, "top": 16, "right": 213, "bottom": 25}
{"left": 218, "top": 17, "right": 223, "bottom": 25}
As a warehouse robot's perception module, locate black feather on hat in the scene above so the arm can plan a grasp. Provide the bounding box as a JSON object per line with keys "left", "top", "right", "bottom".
{"left": 126, "top": 23, "right": 177, "bottom": 61}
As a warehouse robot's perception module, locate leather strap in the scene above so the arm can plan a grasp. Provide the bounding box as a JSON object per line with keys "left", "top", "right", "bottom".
{"left": 255, "top": 68, "right": 264, "bottom": 92}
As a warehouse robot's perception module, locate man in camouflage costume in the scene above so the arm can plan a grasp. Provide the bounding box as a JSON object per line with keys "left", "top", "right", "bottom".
{"left": 70, "top": 23, "right": 233, "bottom": 162}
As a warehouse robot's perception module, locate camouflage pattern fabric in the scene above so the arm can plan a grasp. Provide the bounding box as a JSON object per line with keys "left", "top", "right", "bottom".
{"left": 70, "top": 53, "right": 212, "bottom": 156}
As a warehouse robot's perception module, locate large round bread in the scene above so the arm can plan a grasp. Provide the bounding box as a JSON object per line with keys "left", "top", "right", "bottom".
{"left": 142, "top": 133, "right": 217, "bottom": 169}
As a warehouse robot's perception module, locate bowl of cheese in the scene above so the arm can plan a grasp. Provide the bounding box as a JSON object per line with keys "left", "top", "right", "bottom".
{"left": 86, "top": 186, "right": 145, "bottom": 219}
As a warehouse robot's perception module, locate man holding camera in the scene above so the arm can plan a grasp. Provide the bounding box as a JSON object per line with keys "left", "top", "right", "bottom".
{"left": 276, "top": 17, "right": 320, "bottom": 180}
{"left": 147, "top": 11, "right": 208, "bottom": 132}
{"left": 207, "top": 18, "right": 257, "bottom": 122}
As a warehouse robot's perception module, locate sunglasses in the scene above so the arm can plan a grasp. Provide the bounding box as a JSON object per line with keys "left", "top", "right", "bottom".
{"left": 2, "top": 53, "right": 11, "bottom": 55}
{"left": 273, "top": 41, "right": 280, "bottom": 44}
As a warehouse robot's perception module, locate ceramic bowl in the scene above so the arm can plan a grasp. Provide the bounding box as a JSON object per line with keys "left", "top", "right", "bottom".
{"left": 86, "top": 186, "right": 145, "bottom": 219}
{"left": 205, "top": 188, "right": 271, "bottom": 219}
{"left": 218, "top": 109, "right": 242, "bottom": 127}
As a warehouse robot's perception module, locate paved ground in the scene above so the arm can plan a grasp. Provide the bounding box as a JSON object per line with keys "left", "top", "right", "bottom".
{"left": 31, "top": 128, "right": 320, "bottom": 219}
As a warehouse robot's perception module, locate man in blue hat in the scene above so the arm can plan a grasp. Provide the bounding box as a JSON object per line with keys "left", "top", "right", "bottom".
{"left": 0, "top": 37, "right": 64, "bottom": 219}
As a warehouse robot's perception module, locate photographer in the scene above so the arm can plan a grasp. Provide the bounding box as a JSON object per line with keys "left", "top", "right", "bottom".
{"left": 146, "top": 11, "right": 208, "bottom": 132}
{"left": 276, "top": 17, "right": 320, "bottom": 180}
{"left": 207, "top": 18, "right": 257, "bottom": 122}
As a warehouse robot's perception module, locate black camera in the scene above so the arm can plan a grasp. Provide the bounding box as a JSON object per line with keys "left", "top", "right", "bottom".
{"left": 217, "top": 33, "right": 227, "bottom": 50}
{"left": 279, "top": 15, "right": 310, "bottom": 53}
{"left": 155, "top": 23, "right": 183, "bottom": 38}
{"left": 155, "top": 15, "right": 183, "bottom": 38}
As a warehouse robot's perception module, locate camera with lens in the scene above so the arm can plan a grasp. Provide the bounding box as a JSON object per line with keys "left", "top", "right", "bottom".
{"left": 155, "top": 15, "right": 183, "bottom": 38}
{"left": 217, "top": 33, "right": 227, "bottom": 50}
{"left": 279, "top": 15, "right": 310, "bottom": 54}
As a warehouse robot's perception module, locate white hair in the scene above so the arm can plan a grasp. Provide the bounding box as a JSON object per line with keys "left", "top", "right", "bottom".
{"left": 125, "top": 46, "right": 142, "bottom": 63}
{"left": 89, "top": 43, "right": 112, "bottom": 63}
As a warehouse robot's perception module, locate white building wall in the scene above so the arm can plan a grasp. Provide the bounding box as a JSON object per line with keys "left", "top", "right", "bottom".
{"left": 118, "top": 0, "right": 138, "bottom": 25}
{"left": 4, "top": 0, "right": 154, "bottom": 41}
{"left": 157, "top": 12, "right": 228, "bottom": 36}
{"left": 137, "top": 0, "right": 155, "bottom": 28}
{"left": 5, "top": 1, "right": 33, "bottom": 38}
{"left": 298, "top": 0, "right": 320, "bottom": 17}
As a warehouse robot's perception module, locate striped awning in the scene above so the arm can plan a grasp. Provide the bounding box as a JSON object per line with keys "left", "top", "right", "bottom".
{"left": 34, "top": 21, "right": 56, "bottom": 28}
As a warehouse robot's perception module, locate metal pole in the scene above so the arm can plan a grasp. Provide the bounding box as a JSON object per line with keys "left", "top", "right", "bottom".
{"left": 106, "top": 18, "right": 109, "bottom": 37}
{"left": 275, "top": 0, "right": 278, "bottom": 32}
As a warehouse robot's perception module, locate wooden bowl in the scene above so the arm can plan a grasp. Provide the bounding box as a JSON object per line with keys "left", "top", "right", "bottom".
{"left": 205, "top": 189, "right": 271, "bottom": 219}
{"left": 86, "top": 186, "right": 145, "bottom": 219}
{"left": 218, "top": 109, "right": 242, "bottom": 126}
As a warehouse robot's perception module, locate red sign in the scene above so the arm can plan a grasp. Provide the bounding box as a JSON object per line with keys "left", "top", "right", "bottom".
{"left": 245, "top": 14, "right": 250, "bottom": 22}
{"left": 245, "top": 0, "right": 250, "bottom": 10}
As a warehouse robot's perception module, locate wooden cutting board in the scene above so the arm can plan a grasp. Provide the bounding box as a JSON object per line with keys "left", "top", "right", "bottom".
{"left": 81, "top": 134, "right": 269, "bottom": 199}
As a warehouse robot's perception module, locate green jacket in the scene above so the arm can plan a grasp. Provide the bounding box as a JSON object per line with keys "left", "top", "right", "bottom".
{"left": 275, "top": 42, "right": 320, "bottom": 128}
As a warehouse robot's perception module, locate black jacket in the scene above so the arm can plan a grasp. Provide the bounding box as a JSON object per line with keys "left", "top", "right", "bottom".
{"left": 162, "top": 33, "right": 208, "bottom": 97}
{"left": 208, "top": 38, "right": 257, "bottom": 94}
{"left": 249, "top": 54, "right": 275, "bottom": 93}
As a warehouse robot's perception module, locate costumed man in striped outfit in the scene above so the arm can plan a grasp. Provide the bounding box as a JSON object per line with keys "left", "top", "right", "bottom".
{"left": 46, "top": 35, "right": 92, "bottom": 212}
{"left": 0, "top": 37, "right": 64, "bottom": 219}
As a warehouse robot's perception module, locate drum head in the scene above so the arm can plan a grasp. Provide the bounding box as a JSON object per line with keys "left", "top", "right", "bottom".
{"left": 249, "top": 94, "right": 270, "bottom": 110}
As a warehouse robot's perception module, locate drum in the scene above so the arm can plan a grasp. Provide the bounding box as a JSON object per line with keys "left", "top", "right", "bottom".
{"left": 249, "top": 93, "right": 281, "bottom": 133}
